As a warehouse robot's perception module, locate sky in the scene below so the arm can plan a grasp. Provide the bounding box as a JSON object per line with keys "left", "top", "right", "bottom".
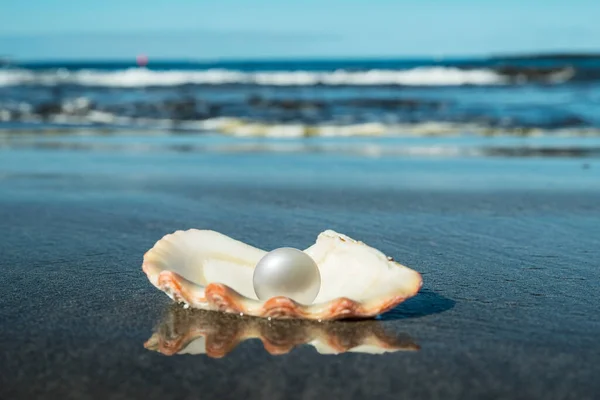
{"left": 1, "top": 0, "right": 599, "bottom": 60}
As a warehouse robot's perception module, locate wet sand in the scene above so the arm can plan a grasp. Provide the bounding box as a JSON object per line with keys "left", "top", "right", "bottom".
{"left": 1, "top": 135, "right": 599, "bottom": 399}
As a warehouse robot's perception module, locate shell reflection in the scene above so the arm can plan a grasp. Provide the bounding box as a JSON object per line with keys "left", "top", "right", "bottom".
{"left": 144, "top": 305, "right": 419, "bottom": 358}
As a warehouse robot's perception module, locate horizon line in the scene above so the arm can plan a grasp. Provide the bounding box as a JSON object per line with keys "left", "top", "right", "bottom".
{"left": 3, "top": 51, "right": 600, "bottom": 64}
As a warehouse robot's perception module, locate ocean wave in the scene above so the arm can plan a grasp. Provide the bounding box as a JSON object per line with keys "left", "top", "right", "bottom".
{"left": 3, "top": 111, "right": 600, "bottom": 139}
{"left": 0, "top": 67, "right": 507, "bottom": 87}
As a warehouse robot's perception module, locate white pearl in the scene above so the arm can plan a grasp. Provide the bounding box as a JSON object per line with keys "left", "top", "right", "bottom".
{"left": 253, "top": 247, "right": 321, "bottom": 305}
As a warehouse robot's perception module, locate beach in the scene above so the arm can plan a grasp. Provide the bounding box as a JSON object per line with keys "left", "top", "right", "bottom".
{"left": 1, "top": 133, "right": 599, "bottom": 399}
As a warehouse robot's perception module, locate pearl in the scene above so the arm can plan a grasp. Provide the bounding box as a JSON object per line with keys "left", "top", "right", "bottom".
{"left": 253, "top": 247, "right": 321, "bottom": 305}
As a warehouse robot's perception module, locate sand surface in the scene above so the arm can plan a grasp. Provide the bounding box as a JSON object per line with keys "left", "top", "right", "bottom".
{"left": 1, "top": 135, "right": 599, "bottom": 399}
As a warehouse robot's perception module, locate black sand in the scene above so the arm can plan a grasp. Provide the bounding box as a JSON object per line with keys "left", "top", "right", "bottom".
{"left": 1, "top": 140, "right": 599, "bottom": 399}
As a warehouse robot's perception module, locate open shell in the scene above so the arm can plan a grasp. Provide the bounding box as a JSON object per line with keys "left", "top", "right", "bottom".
{"left": 145, "top": 306, "right": 419, "bottom": 357}
{"left": 143, "top": 229, "right": 422, "bottom": 320}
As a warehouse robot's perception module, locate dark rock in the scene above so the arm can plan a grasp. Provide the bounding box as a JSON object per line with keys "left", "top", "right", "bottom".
{"left": 495, "top": 66, "right": 575, "bottom": 82}
{"left": 34, "top": 102, "right": 62, "bottom": 119}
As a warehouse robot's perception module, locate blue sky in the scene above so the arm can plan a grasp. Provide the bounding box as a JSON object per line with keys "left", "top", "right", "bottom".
{"left": 1, "top": 0, "right": 599, "bottom": 60}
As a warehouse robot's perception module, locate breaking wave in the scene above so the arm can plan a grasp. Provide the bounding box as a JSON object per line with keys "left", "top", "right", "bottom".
{"left": 0, "top": 67, "right": 508, "bottom": 87}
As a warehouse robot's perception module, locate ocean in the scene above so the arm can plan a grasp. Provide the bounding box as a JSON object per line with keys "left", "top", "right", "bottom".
{"left": 2, "top": 55, "right": 600, "bottom": 136}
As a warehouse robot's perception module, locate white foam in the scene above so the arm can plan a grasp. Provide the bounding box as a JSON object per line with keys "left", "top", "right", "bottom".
{"left": 0, "top": 67, "right": 506, "bottom": 87}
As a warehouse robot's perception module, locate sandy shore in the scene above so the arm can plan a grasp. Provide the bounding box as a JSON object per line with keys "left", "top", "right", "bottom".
{"left": 0, "top": 135, "right": 599, "bottom": 399}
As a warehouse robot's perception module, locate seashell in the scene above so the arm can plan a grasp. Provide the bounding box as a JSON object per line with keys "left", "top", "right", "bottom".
{"left": 142, "top": 229, "right": 422, "bottom": 320}
{"left": 144, "top": 306, "right": 419, "bottom": 357}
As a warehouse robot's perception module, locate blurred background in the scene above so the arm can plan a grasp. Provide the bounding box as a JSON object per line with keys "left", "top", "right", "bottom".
{"left": 1, "top": 0, "right": 600, "bottom": 143}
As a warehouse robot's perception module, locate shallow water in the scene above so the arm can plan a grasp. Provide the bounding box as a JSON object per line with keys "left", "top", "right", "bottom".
{"left": 0, "top": 134, "right": 599, "bottom": 399}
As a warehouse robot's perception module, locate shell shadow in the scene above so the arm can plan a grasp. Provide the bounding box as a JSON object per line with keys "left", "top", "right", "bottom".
{"left": 380, "top": 289, "right": 455, "bottom": 320}
{"left": 145, "top": 304, "right": 419, "bottom": 358}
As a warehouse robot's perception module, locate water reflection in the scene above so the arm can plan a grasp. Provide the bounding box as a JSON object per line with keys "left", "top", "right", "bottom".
{"left": 4, "top": 134, "right": 600, "bottom": 159}
{"left": 145, "top": 305, "right": 419, "bottom": 358}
